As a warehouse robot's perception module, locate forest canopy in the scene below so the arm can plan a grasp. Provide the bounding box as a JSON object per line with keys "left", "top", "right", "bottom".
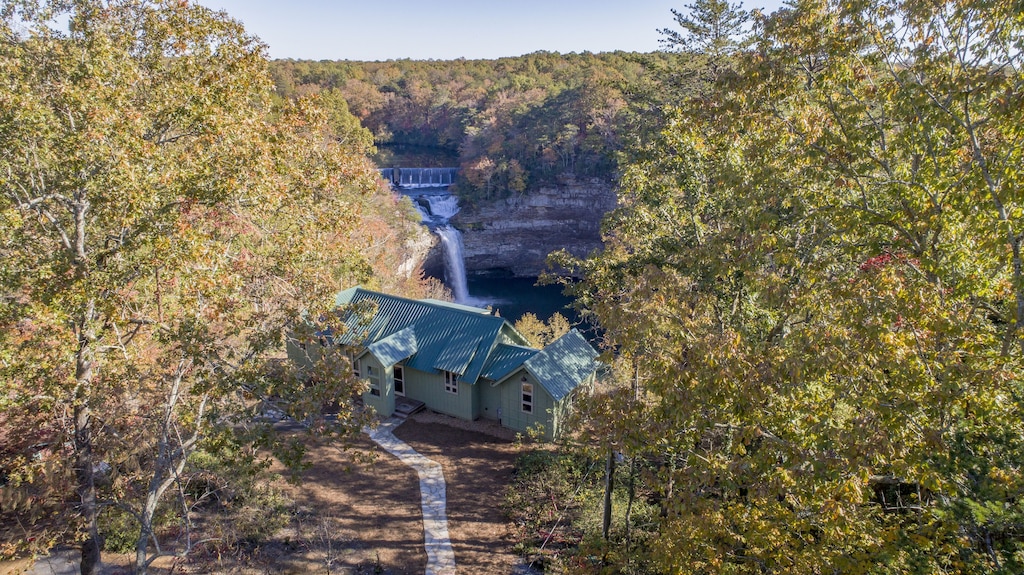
{"left": 4, "top": 0, "right": 1023, "bottom": 573}
{"left": 553, "top": 0, "right": 1024, "bottom": 572}
{"left": 269, "top": 52, "right": 679, "bottom": 201}
{"left": 0, "top": 1, "right": 429, "bottom": 573}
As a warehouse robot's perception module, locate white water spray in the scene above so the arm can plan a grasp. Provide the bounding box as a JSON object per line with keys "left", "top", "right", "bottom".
{"left": 391, "top": 169, "right": 472, "bottom": 303}
{"left": 436, "top": 225, "right": 469, "bottom": 303}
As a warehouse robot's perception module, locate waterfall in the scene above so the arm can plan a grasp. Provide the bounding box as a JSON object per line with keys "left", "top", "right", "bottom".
{"left": 425, "top": 195, "right": 460, "bottom": 220}
{"left": 377, "top": 168, "right": 396, "bottom": 186}
{"left": 388, "top": 166, "right": 473, "bottom": 303}
{"left": 436, "top": 225, "right": 469, "bottom": 303}
{"left": 413, "top": 193, "right": 460, "bottom": 224}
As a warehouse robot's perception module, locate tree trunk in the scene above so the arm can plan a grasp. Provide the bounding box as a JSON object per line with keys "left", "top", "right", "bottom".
{"left": 661, "top": 453, "right": 676, "bottom": 518}
{"left": 75, "top": 407, "right": 101, "bottom": 575}
{"left": 71, "top": 200, "right": 102, "bottom": 574}
{"left": 135, "top": 368, "right": 205, "bottom": 575}
{"left": 135, "top": 496, "right": 158, "bottom": 575}
{"left": 624, "top": 361, "right": 639, "bottom": 548}
{"left": 75, "top": 336, "right": 102, "bottom": 575}
{"left": 624, "top": 456, "right": 637, "bottom": 549}
{"left": 602, "top": 449, "right": 616, "bottom": 541}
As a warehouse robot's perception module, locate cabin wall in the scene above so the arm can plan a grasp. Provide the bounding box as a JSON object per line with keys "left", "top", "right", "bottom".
{"left": 286, "top": 339, "right": 325, "bottom": 373}
{"left": 478, "top": 380, "right": 503, "bottom": 421}
{"left": 358, "top": 355, "right": 394, "bottom": 417}
{"left": 499, "top": 370, "right": 556, "bottom": 441}
{"left": 402, "top": 366, "right": 474, "bottom": 420}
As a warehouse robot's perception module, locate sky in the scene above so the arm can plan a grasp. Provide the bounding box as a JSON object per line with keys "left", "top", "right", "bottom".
{"left": 194, "top": 0, "right": 787, "bottom": 61}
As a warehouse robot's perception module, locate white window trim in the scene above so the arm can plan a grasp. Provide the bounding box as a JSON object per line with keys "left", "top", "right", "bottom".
{"left": 444, "top": 371, "right": 458, "bottom": 395}
{"left": 521, "top": 378, "right": 533, "bottom": 414}
{"left": 367, "top": 365, "right": 380, "bottom": 397}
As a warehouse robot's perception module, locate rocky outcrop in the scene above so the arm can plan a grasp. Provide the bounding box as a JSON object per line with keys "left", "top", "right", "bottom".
{"left": 397, "top": 223, "right": 436, "bottom": 279}
{"left": 452, "top": 181, "right": 617, "bottom": 277}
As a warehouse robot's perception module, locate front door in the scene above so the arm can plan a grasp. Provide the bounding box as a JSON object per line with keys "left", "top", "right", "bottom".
{"left": 394, "top": 365, "right": 405, "bottom": 397}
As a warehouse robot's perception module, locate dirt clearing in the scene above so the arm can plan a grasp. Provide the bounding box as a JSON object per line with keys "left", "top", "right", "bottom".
{"left": 6, "top": 414, "right": 527, "bottom": 575}
{"left": 393, "top": 416, "right": 523, "bottom": 575}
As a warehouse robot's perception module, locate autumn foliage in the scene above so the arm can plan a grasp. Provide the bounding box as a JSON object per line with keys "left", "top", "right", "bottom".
{"left": 0, "top": 1, "right": 429, "bottom": 572}
{"left": 556, "top": 0, "right": 1024, "bottom": 572}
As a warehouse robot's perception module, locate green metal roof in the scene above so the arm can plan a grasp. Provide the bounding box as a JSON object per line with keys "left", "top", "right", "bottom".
{"left": 523, "top": 330, "right": 599, "bottom": 401}
{"left": 329, "top": 288, "right": 599, "bottom": 395}
{"left": 330, "top": 288, "right": 511, "bottom": 384}
{"left": 420, "top": 299, "right": 493, "bottom": 314}
{"left": 335, "top": 286, "right": 360, "bottom": 307}
{"left": 366, "top": 326, "right": 418, "bottom": 367}
{"left": 481, "top": 344, "right": 539, "bottom": 382}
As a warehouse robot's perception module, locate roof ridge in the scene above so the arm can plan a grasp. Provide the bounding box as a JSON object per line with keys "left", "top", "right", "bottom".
{"left": 419, "top": 299, "right": 504, "bottom": 319}
{"left": 497, "top": 342, "right": 540, "bottom": 352}
{"left": 352, "top": 287, "right": 502, "bottom": 321}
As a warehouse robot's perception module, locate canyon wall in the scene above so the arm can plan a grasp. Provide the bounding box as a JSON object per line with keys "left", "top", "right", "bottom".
{"left": 451, "top": 181, "right": 617, "bottom": 277}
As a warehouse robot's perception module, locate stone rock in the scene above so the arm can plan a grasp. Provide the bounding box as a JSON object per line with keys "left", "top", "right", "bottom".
{"left": 452, "top": 182, "right": 617, "bottom": 277}
{"left": 397, "top": 223, "right": 436, "bottom": 279}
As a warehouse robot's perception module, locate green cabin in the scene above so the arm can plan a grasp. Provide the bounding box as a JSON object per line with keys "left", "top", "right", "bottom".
{"left": 288, "top": 287, "right": 600, "bottom": 440}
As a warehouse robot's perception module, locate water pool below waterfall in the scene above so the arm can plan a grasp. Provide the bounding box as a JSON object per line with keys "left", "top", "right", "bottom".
{"left": 466, "top": 276, "right": 572, "bottom": 321}
{"left": 394, "top": 177, "right": 592, "bottom": 335}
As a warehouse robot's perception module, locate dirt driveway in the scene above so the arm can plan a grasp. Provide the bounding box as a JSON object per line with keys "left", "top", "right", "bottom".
{"left": 262, "top": 413, "right": 524, "bottom": 575}
{"left": 4, "top": 413, "right": 526, "bottom": 575}
{"left": 393, "top": 416, "right": 522, "bottom": 575}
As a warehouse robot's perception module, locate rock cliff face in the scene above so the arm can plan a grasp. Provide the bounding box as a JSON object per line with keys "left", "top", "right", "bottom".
{"left": 451, "top": 182, "right": 617, "bottom": 277}
{"left": 397, "top": 222, "right": 436, "bottom": 279}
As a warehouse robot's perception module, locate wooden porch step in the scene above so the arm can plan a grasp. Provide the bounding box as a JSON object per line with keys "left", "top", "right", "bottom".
{"left": 394, "top": 397, "right": 426, "bottom": 419}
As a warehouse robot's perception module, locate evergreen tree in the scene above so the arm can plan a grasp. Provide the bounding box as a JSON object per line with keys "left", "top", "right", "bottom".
{"left": 659, "top": 0, "right": 753, "bottom": 94}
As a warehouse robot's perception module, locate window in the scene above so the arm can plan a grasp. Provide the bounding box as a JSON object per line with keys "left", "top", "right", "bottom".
{"left": 349, "top": 350, "right": 360, "bottom": 377}
{"left": 316, "top": 326, "right": 334, "bottom": 347}
{"left": 444, "top": 371, "right": 458, "bottom": 395}
{"left": 521, "top": 378, "right": 533, "bottom": 413}
{"left": 367, "top": 365, "right": 380, "bottom": 397}
{"left": 394, "top": 366, "right": 405, "bottom": 397}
